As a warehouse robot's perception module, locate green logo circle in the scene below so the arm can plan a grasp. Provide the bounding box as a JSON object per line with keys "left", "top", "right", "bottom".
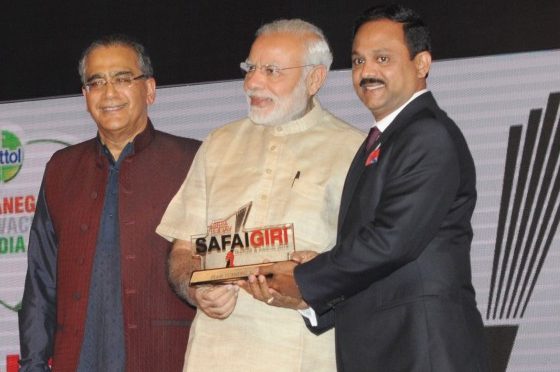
{"left": 0, "top": 130, "right": 24, "bottom": 183}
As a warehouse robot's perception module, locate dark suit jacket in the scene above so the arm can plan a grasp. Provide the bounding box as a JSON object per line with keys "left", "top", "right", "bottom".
{"left": 295, "top": 92, "right": 489, "bottom": 372}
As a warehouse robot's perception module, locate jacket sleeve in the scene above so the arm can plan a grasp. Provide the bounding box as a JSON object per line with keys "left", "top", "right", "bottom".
{"left": 18, "top": 183, "right": 57, "bottom": 371}
{"left": 302, "top": 308, "right": 335, "bottom": 335}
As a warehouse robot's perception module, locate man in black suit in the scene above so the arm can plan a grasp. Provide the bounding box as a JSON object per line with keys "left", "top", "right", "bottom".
{"left": 254, "top": 4, "right": 490, "bottom": 371}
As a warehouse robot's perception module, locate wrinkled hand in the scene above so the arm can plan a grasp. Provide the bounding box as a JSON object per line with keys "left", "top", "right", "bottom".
{"left": 240, "top": 274, "right": 308, "bottom": 310}
{"left": 192, "top": 284, "right": 239, "bottom": 319}
{"left": 290, "top": 250, "right": 318, "bottom": 264}
{"left": 257, "top": 261, "right": 302, "bottom": 299}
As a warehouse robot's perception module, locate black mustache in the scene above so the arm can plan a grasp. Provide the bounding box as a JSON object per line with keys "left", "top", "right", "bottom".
{"left": 360, "top": 78, "right": 385, "bottom": 87}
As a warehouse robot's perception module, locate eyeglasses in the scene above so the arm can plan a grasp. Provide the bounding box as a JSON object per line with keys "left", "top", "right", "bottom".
{"left": 84, "top": 73, "right": 147, "bottom": 92}
{"left": 240, "top": 62, "right": 315, "bottom": 79}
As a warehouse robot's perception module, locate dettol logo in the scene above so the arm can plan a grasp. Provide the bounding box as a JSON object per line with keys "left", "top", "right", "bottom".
{"left": 0, "top": 130, "right": 24, "bottom": 183}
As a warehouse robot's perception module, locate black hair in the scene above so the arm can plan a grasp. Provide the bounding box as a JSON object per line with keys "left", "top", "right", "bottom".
{"left": 353, "top": 4, "right": 431, "bottom": 59}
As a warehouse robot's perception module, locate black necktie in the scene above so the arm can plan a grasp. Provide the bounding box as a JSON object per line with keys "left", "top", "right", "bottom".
{"left": 366, "top": 126, "right": 381, "bottom": 151}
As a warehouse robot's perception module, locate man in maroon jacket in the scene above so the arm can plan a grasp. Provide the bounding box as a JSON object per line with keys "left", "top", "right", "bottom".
{"left": 18, "top": 34, "right": 200, "bottom": 372}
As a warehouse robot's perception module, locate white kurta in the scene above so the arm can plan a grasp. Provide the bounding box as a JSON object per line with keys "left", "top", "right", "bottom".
{"left": 157, "top": 100, "right": 365, "bottom": 372}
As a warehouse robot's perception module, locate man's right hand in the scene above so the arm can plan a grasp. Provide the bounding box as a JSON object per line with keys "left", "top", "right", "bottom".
{"left": 169, "top": 239, "right": 239, "bottom": 319}
{"left": 290, "top": 250, "right": 318, "bottom": 263}
{"left": 192, "top": 284, "right": 240, "bottom": 319}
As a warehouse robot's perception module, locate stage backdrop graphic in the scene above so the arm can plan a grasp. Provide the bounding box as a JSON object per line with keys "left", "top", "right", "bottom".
{"left": 1, "top": 49, "right": 559, "bottom": 372}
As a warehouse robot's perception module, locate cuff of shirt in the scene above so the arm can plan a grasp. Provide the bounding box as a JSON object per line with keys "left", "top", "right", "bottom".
{"left": 298, "top": 307, "right": 318, "bottom": 327}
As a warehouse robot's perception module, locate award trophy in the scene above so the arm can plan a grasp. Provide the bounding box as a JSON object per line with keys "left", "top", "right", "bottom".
{"left": 189, "top": 202, "right": 296, "bottom": 285}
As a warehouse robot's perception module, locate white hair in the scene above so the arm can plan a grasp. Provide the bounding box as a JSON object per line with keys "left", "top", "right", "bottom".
{"left": 256, "top": 19, "right": 333, "bottom": 71}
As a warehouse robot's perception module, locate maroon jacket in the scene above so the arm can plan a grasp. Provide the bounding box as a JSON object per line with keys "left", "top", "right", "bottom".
{"left": 26, "top": 122, "right": 199, "bottom": 371}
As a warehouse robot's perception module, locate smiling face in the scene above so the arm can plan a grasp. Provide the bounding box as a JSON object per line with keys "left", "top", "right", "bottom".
{"left": 243, "top": 32, "right": 312, "bottom": 125}
{"left": 351, "top": 19, "right": 430, "bottom": 121}
{"left": 82, "top": 45, "right": 156, "bottom": 143}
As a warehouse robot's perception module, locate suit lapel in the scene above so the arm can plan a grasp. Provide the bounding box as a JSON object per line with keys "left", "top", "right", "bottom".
{"left": 338, "top": 141, "right": 368, "bottom": 225}
{"left": 338, "top": 92, "right": 440, "bottom": 227}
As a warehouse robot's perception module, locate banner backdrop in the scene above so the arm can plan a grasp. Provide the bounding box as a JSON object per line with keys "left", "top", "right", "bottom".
{"left": 1, "top": 49, "right": 559, "bottom": 371}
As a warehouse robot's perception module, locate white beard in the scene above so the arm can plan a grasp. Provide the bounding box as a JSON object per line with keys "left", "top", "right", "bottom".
{"left": 247, "top": 78, "right": 310, "bottom": 126}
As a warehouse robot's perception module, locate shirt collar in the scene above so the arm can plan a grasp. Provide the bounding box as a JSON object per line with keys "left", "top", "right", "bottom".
{"left": 372, "top": 89, "right": 429, "bottom": 132}
{"left": 96, "top": 119, "right": 155, "bottom": 163}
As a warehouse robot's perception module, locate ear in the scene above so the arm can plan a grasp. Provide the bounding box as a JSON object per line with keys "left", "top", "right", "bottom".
{"left": 306, "top": 65, "right": 327, "bottom": 96}
{"left": 414, "top": 51, "right": 432, "bottom": 79}
{"left": 81, "top": 87, "right": 92, "bottom": 113}
{"left": 145, "top": 77, "right": 157, "bottom": 105}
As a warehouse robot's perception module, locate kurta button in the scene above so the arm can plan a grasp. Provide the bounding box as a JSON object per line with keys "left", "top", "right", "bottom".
{"left": 128, "top": 324, "right": 137, "bottom": 329}
{"left": 72, "top": 292, "right": 81, "bottom": 300}
{"left": 80, "top": 224, "right": 88, "bottom": 232}
{"left": 90, "top": 191, "right": 98, "bottom": 199}
{"left": 77, "top": 256, "right": 85, "bottom": 265}
{"left": 265, "top": 169, "right": 272, "bottom": 174}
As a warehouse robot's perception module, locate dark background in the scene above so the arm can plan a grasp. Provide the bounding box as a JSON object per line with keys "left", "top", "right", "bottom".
{"left": 1, "top": 0, "right": 558, "bottom": 102}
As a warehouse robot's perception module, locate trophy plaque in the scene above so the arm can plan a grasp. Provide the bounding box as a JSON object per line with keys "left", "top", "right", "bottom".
{"left": 190, "top": 202, "right": 295, "bottom": 285}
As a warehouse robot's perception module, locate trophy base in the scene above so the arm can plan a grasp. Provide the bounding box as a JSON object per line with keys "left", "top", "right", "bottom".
{"left": 190, "top": 262, "right": 274, "bottom": 285}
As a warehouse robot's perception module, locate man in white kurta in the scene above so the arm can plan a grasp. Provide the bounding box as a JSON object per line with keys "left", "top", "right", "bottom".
{"left": 157, "top": 19, "right": 365, "bottom": 372}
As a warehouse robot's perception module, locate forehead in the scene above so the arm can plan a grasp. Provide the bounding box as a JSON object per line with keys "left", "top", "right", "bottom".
{"left": 352, "top": 19, "right": 408, "bottom": 53}
{"left": 248, "top": 32, "right": 306, "bottom": 65}
{"left": 84, "top": 45, "right": 140, "bottom": 76}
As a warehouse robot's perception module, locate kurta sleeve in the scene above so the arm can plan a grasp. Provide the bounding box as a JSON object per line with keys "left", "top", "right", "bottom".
{"left": 18, "top": 183, "right": 57, "bottom": 371}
